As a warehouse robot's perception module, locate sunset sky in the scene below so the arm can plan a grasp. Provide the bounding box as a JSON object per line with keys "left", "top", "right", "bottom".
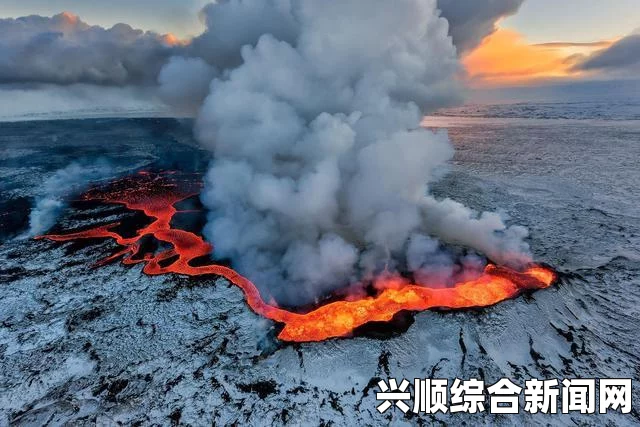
{"left": 463, "top": 0, "right": 639, "bottom": 86}
{"left": 1, "top": 0, "right": 639, "bottom": 89}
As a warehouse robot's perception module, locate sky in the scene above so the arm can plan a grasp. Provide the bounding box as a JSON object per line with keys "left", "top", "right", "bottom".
{"left": 461, "top": 1, "right": 640, "bottom": 87}
{"left": 502, "top": 0, "right": 639, "bottom": 44}
{"left": 0, "top": 0, "right": 640, "bottom": 95}
{"left": 1, "top": 0, "right": 637, "bottom": 43}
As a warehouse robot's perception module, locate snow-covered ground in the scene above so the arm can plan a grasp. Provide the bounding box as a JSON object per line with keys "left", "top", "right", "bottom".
{"left": 1, "top": 117, "right": 638, "bottom": 425}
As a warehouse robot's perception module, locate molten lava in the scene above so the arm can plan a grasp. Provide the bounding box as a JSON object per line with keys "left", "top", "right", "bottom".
{"left": 38, "top": 172, "right": 557, "bottom": 342}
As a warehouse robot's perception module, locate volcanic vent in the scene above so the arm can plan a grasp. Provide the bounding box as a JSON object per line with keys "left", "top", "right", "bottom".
{"left": 38, "top": 172, "right": 556, "bottom": 343}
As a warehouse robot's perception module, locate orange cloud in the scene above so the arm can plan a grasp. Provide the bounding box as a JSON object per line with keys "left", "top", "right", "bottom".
{"left": 161, "top": 33, "right": 187, "bottom": 47}
{"left": 462, "top": 28, "right": 613, "bottom": 87}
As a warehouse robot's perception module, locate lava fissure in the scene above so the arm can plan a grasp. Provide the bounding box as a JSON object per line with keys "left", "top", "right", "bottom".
{"left": 37, "top": 172, "right": 556, "bottom": 342}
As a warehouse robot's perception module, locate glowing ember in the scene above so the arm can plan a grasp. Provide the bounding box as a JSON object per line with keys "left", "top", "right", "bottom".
{"left": 37, "top": 172, "right": 557, "bottom": 342}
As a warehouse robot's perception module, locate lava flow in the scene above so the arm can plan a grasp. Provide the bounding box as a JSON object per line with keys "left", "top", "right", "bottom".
{"left": 37, "top": 172, "right": 557, "bottom": 343}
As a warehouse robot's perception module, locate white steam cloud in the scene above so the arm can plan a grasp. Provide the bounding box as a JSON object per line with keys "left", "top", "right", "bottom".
{"left": 166, "top": 0, "right": 535, "bottom": 305}
{"left": 158, "top": 56, "right": 217, "bottom": 115}
{"left": 27, "top": 160, "right": 115, "bottom": 237}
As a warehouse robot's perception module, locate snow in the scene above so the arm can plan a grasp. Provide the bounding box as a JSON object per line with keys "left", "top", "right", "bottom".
{"left": 0, "top": 117, "right": 639, "bottom": 425}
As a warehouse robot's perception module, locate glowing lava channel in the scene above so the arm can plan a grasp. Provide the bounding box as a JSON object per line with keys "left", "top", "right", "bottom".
{"left": 38, "top": 172, "right": 556, "bottom": 342}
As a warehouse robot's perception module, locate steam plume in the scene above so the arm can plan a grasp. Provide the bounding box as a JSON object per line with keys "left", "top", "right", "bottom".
{"left": 27, "top": 160, "right": 114, "bottom": 236}
{"left": 183, "top": 0, "right": 532, "bottom": 305}
{"left": 158, "top": 56, "right": 217, "bottom": 116}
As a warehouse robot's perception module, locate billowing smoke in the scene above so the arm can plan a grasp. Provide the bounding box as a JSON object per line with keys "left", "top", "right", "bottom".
{"left": 27, "top": 160, "right": 115, "bottom": 237}
{"left": 189, "top": 1, "right": 299, "bottom": 67}
{"left": 174, "top": 0, "right": 534, "bottom": 305}
{"left": 0, "top": 12, "right": 177, "bottom": 86}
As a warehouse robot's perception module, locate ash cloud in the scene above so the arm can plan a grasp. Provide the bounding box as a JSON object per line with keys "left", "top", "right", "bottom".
{"left": 27, "top": 160, "right": 115, "bottom": 237}
{"left": 0, "top": 12, "right": 177, "bottom": 86}
{"left": 186, "top": 0, "right": 532, "bottom": 305}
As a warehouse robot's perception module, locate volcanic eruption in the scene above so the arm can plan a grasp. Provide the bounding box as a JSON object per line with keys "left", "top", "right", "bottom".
{"left": 162, "top": 0, "right": 536, "bottom": 306}
{"left": 35, "top": 0, "right": 559, "bottom": 343}
{"left": 38, "top": 172, "right": 556, "bottom": 343}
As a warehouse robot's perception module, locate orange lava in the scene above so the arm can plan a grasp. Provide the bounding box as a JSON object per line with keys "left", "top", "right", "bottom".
{"left": 37, "top": 172, "right": 557, "bottom": 342}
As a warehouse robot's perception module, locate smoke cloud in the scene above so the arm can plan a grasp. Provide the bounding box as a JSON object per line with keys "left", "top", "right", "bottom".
{"left": 189, "top": 1, "right": 299, "bottom": 68}
{"left": 184, "top": 0, "right": 532, "bottom": 305}
{"left": 27, "top": 160, "right": 115, "bottom": 237}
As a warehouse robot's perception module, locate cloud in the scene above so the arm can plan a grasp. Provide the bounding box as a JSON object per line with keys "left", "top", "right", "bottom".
{"left": 576, "top": 32, "right": 640, "bottom": 74}
{"left": 0, "top": 12, "right": 178, "bottom": 85}
{"left": 461, "top": 28, "right": 616, "bottom": 86}
{"left": 436, "top": 0, "right": 525, "bottom": 53}
{"left": 0, "top": 0, "right": 210, "bottom": 39}
{"left": 533, "top": 41, "right": 613, "bottom": 49}
{"left": 188, "top": 0, "right": 299, "bottom": 68}
{"left": 0, "top": 1, "right": 529, "bottom": 113}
